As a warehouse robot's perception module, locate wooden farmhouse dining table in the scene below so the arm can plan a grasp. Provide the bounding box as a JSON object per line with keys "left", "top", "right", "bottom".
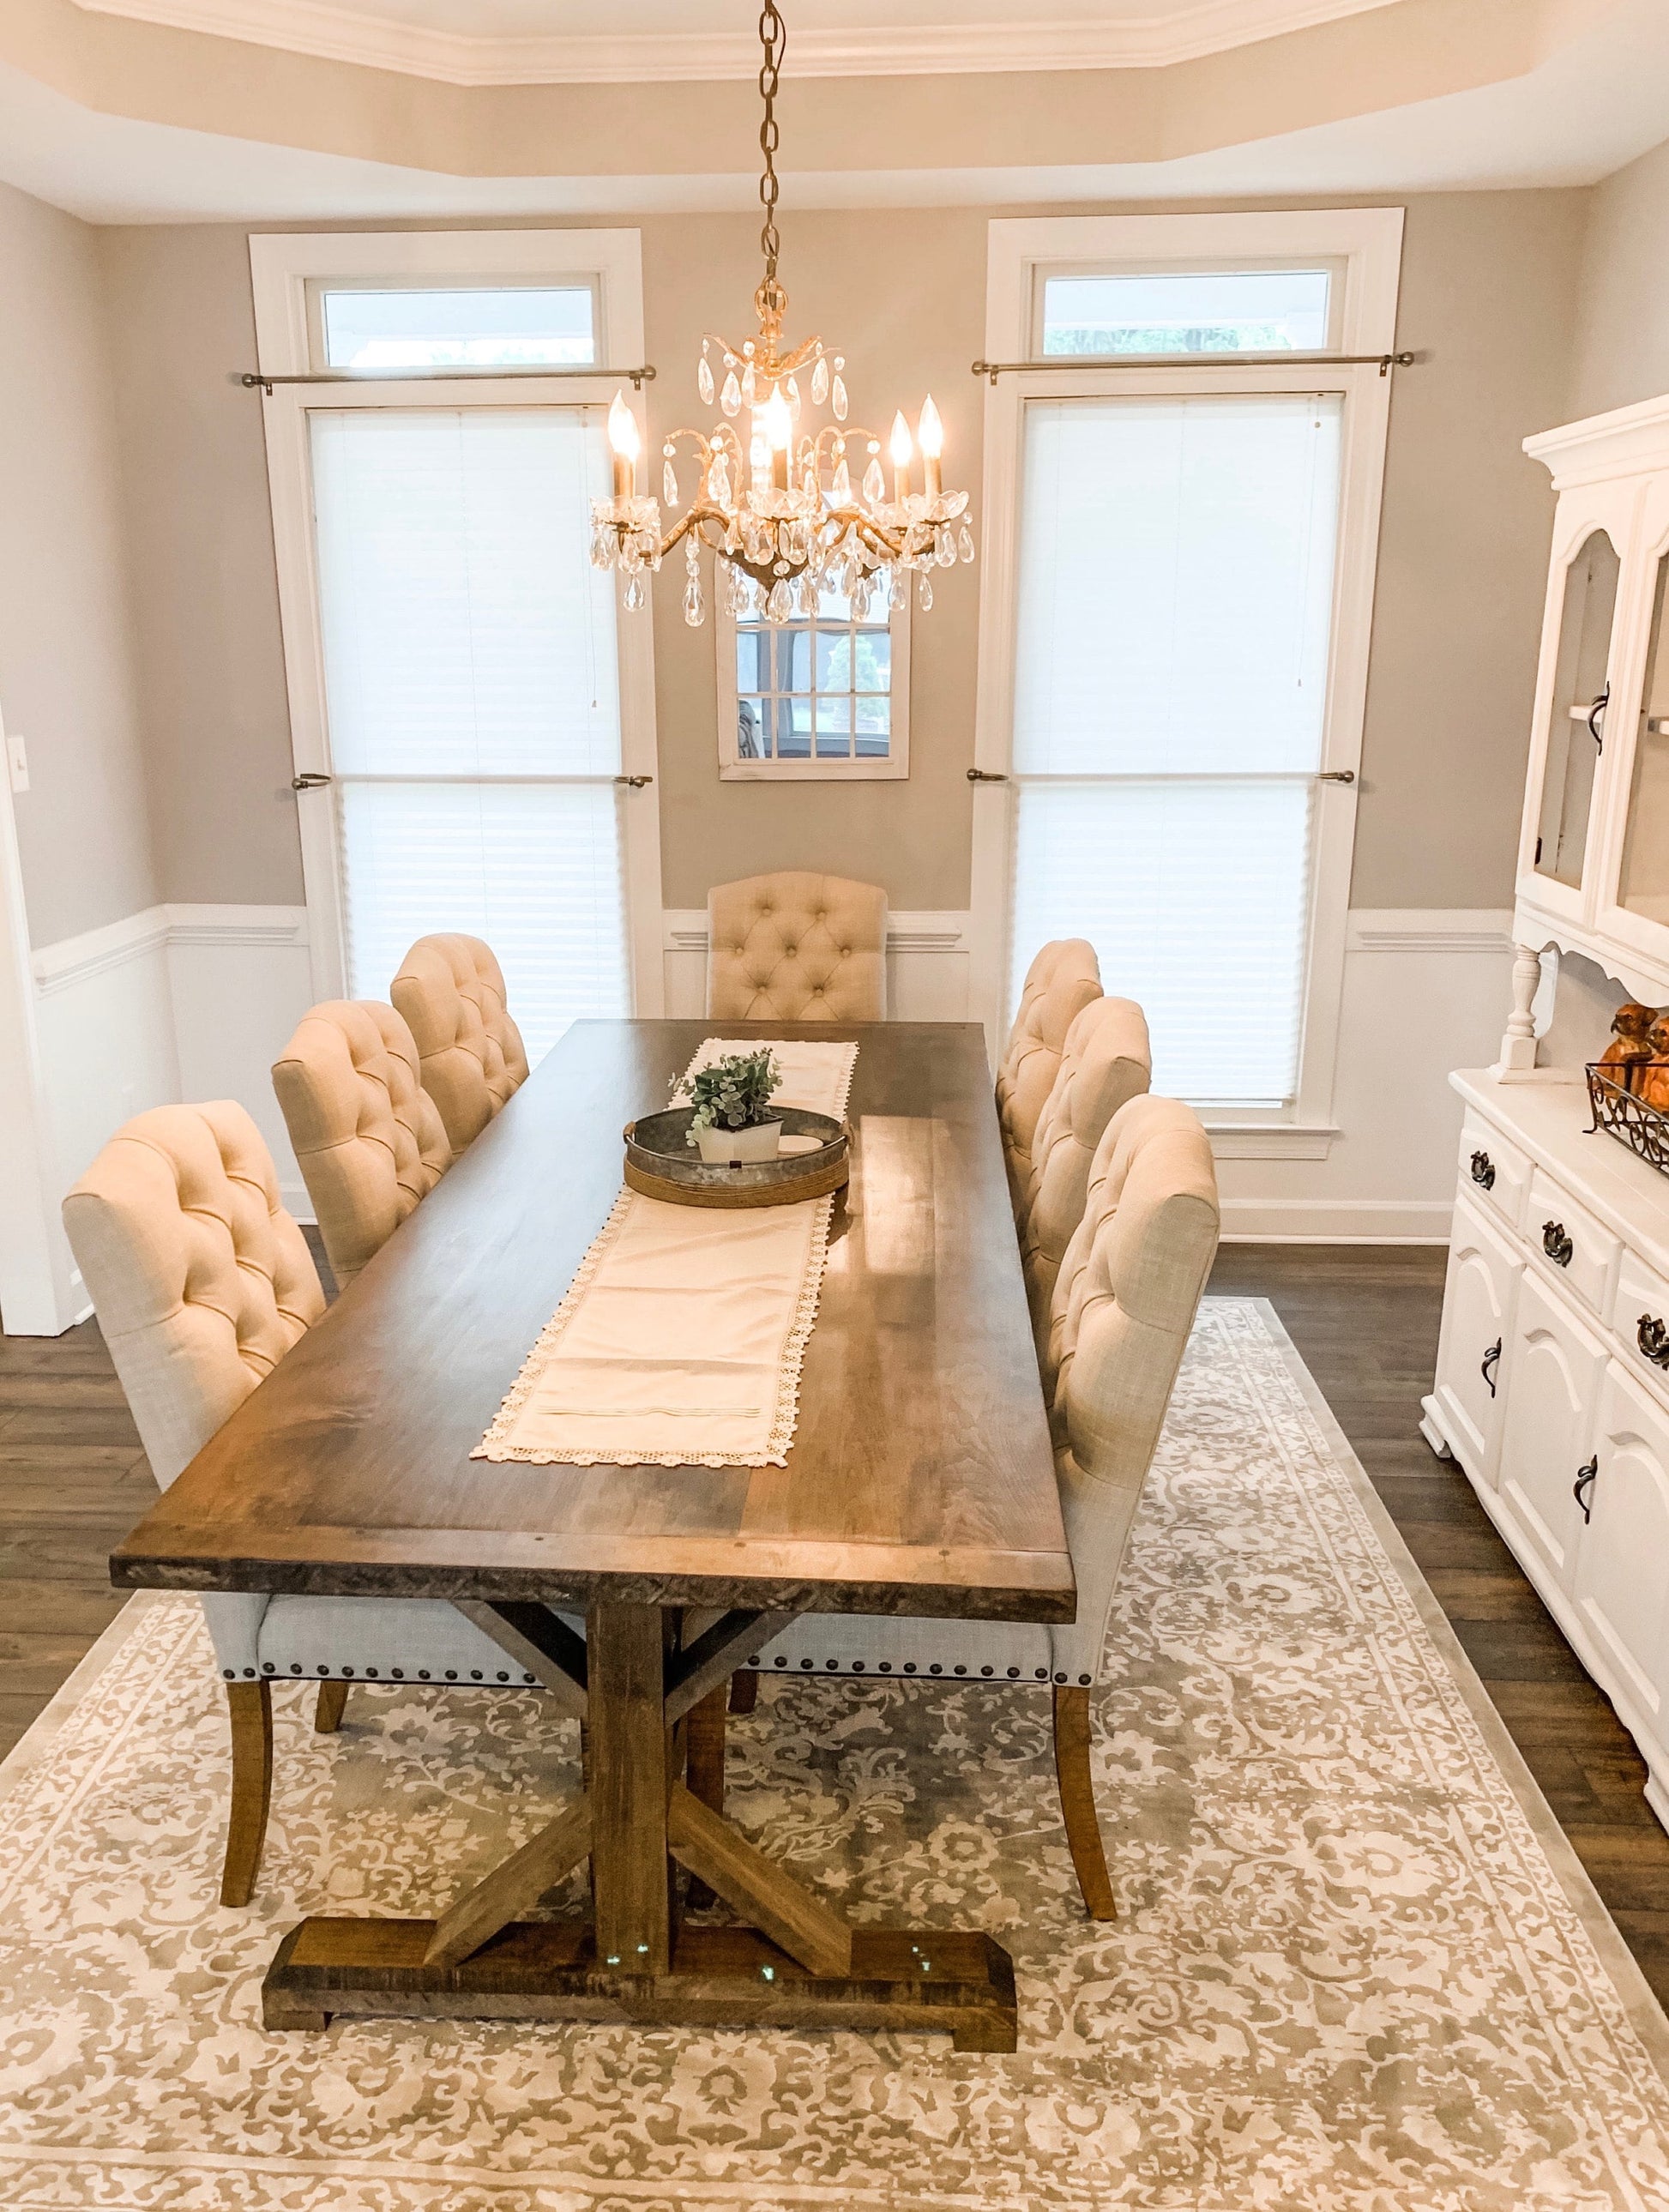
{"left": 111, "top": 1019, "right": 1075, "bottom": 2051}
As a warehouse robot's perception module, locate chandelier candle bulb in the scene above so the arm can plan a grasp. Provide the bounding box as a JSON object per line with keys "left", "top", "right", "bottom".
{"left": 889, "top": 412, "right": 914, "bottom": 503}
{"left": 606, "top": 391, "right": 639, "bottom": 498}
{"left": 918, "top": 394, "right": 943, "bottom": 498}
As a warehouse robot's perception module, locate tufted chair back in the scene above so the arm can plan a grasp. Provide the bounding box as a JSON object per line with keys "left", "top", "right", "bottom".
{"left": 996, "top": 939, "right": 1102, "bottom": 1211}
{"left": 706, "top": 871, "right": 888, "bottom": 1022}
{"left": 271, "top": 1000, "right": 451, "bottom": 1290}
{"left": 390, "top": 933, "right": 530, "bottom": 1154}
{"left": 63, "top": 1101, "right": 324, "bottom": 1489}
{"left": 1021, "top": 995, "right": 1153, "bottom": 1372}
{"left": 1043, "top": 1094, "right": 1219, "bottom": 1684}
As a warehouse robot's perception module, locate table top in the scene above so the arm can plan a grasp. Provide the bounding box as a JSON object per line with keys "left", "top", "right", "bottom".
{"left": 111, "top": 1021, "right": 1075, "bottom": 1624}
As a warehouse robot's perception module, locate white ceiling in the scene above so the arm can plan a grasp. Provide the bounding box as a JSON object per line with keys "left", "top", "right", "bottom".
{"left": 71, "top": 0, "right": 1403, "bottom": 83}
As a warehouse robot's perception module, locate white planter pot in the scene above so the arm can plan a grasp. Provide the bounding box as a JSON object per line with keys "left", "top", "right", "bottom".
{"left": 695, "top": 1119, "right": 782, "bottom": 1165}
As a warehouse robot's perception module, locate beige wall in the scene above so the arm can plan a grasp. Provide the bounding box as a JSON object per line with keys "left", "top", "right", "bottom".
{"left": 0, "top": 178, "right": 156, "bottom": 943}
{"left": 1568, "top": 135, "right": 1669, "bottom": 423}
{"left": 100, "top": 189, "right": 1586, "bottom": 916}
{"left": 98, "top": 225, "right": 302, "bottom": 907}
{"left": 1353, "top": 187, "right": 1585, "bottom": 907}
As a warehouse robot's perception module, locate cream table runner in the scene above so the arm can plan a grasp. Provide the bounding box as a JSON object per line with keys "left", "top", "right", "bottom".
{"left": 473, "top": 1039, "right": 857, "bottom": 1469}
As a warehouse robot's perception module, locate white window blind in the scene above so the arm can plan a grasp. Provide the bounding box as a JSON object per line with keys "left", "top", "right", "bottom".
{"left": 310, "top": 406, "right": 628, "bottom": 1060}
{"left": 1009, "top": 392, "right": 1341, "bottom": 1109}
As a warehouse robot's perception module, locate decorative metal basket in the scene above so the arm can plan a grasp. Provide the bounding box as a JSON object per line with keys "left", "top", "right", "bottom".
{"left": 623, "top": 1105, "right": 849, "bottom": 1209}
{"left": 1586, "top": 1061, "right": 1669, "bottom": 1178}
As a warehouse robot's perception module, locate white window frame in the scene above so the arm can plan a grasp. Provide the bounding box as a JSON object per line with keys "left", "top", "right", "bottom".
{"left": 970, "top": 209, "right": 1403, "bottom": 1152}
{"left": 714, "top": 591, "right": 912, "bottom": 781}
{"left": 250, "top": 228, "right": 664, "bottom": 1016}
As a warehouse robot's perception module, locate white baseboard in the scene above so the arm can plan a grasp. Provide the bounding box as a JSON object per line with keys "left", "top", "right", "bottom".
{"left": 1220, "top": 1198, "right": 1453, "bottom": 1243}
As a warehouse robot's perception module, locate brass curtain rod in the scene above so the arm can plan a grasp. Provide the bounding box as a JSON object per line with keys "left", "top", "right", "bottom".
{"left": 971, "top": 350, "right": 1419, "bottom": 383}
{"left": 238, "top": 365, "right": 656, "bottom": 394}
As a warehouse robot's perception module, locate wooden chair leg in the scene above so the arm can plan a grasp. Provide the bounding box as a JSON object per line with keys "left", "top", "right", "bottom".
{"left": 1051, "top": 1685, "right": 1117, "bottom": 1922}
{"left": 221, "top": 1680, "right": 274, "bottom": 1908}
{"left": 314, "top": 1680, "right": 350, "bottom": 1733}
{"left": 727, "top": 1671, "right": 759, "bottom": 1715}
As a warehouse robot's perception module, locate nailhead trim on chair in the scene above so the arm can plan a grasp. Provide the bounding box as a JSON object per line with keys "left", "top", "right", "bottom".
{"left": 752, "top": 1655, "right": 1060, "bottom": 1681}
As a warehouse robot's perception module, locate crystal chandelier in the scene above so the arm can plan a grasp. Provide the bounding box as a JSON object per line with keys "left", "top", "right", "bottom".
{"left": 589, "top": 0, "right": 973, "bottom": 630}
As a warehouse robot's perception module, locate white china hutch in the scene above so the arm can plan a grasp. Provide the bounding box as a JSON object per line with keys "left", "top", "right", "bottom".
{"left": 1423, "top": 392, "right": 1669, "bottom": 1828}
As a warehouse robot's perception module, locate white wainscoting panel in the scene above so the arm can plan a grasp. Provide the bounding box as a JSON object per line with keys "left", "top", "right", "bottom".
{"left": 1214, "top": 909, "right": 1514, "bottom": 1241}
{"left": 18, "top": 898, "right": 1515, "bottom": 1334}
{"left": 662, "top": 910, "right": 973, "bottom": 1024}
{"left": 31, "top": 907, "right": 315, "bottom": 1274}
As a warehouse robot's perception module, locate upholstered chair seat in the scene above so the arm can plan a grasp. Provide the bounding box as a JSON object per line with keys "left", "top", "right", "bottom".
{"left": 738, "top": 1092, "right": 1220, "bottom": 1919}
{"left": 392, "top": 933, "right": 530, "bottom": 1154}
{"left": 706, "top": 871, "right": 888, "bottom": 1022}
{"left": 272, "top": 998, "right": 451, "bottom": 1289}
{"left": 63, "top": 1100, "right": 576, "bottom": 1908}
{"left": 996, "top": 939, "right": 1102, "bottom": 1213}
{"left": 1020, "top": 994, "right": 1153, "bottom": 1372}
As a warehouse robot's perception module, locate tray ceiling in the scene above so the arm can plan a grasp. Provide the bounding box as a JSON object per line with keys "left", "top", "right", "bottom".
{"left": 70, "top": 0, "right": 1405, "bottom": 83}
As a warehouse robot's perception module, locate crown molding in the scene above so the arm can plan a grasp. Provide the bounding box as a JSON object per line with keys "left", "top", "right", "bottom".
{"left": 69, "top": 0, "right": 1403, "bottom": 87}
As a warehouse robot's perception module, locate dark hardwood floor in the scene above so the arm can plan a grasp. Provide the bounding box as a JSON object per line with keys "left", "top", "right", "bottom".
{"left": 2, "top": 1241, "right": 1666, "bottom": 2003}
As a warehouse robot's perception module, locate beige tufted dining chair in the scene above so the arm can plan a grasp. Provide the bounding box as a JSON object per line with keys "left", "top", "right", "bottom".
{"left": 731, "top": 1093, "right": 1220, "bottom": 1920}
{"left": 63, "top": 1100, "right": 580, "bottom": 1909}
{"left": 1020, "top": 995, "right": 1152, "bottom": 1373}
{"left": 996, "top": 939, "right": 1103, "bottom": 1213}
{"left": 271, "top": 1000, "right": 451, "bottom": 1291}
{"left": 391, "top": 933, "right": 530, "bottom": 1154}
{"left": 706, "top": 871, "right": 888, "bottom": 1022}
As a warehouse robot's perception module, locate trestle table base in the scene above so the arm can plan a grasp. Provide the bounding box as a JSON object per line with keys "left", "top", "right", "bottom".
{"left": 262, "top": 1917, "right": 1018, "bottom": 2050}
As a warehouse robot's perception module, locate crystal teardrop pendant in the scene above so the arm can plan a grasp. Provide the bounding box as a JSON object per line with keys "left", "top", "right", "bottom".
{"left": 721, "top": 369, "right": 742, "bottom": 416}
{"left": 831, "top": 455, "right": 852, "bottom": 503}
{"left": 786, "top": 376, "right": 801, "bottom": 419}
{"left": 811, "top": 354, "right": 829, "bottom": 406}
{"left": 832, "top": 374, "right": 848, "bottom": 423}
{"left": 917, "top": 572, "right": 934, "bottom": 612}
{"left": 698, "top": 351, "right": 715, "bottom": 405}
{"left": 935, "top": 526, "right": 955, "bottom": 568}
{"left": 768, "top": 581, "right": 793, "bottom": 622}
{"left": 663, "top": 456, "right": 678, "bottom": 506}
{"left": 683, "top": 574, "right": 705, "bottom": 627}
{"left": 741, "top": 360, "right": 756, "bottom": 405}
{"left": 624, "top": 574, "right": 645, "bottom": 612}
{"left": 709, "top": 452, "right": 731, "bottom": 505}
{"left": 862, "top": 456, "right": 885, "bottom": 503}
{"left": 959, "top": 522, "right": 976, "bottom": 563}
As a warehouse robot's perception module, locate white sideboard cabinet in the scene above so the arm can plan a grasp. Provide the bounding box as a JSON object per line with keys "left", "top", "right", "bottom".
{"left": 1423, "top": 391, "right": 1669, "bottom": 1828}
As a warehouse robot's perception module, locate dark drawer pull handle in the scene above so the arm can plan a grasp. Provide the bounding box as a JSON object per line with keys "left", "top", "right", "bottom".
{"left": 1640, "top": 1316, "right": 1669, "bottom": 1369}
{"left": 1542, "top": 1220, "right": 1574, "bottom": 1267}
{"left": 1480, "top": 1337, "right": 1502, "bottom": 1397}
{"left": 1574, "top": 1456, "right": 1598, "bottom": 1525}
{"left": 1469, "top": 1150, "right": 1496, "bottom": 1190}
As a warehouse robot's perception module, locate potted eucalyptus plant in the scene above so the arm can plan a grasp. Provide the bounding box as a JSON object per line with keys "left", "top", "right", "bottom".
{"left": 672, "top": 1049, "right": 784, "bottom": 1164}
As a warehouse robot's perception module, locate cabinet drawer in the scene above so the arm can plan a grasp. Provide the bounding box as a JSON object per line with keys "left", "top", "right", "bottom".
{"left": 1527, "top": 1168, "right": 1620, "bottom": 1317}
{"left": 1459, "top": 1113, "right": 1530, "bottom": 1234}
{"left": 1612, "top": 1248, "right": 1669, "bottom": 1394}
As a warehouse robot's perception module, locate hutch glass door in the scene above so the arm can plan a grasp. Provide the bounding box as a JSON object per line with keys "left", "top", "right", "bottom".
{"left": 1533, "top": 527, "right": 1620, "bottom": 896}
{"left": 1620, "top": 552, "right": 1669, "bottom": 925}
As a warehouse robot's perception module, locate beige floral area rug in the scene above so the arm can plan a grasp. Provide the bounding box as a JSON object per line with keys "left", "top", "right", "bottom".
{"left": 4, "top": 1299, "right": 1669, "bottom": 2211}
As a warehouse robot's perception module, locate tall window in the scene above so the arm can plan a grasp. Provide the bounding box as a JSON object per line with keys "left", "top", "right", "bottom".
{"left": 253, "top": 231, "right": 662, "bottom": 1048}
{"left": 974, "top": 211, "right": 1400, "bottom": 1135}
{"left": 310, "top": 407, "right": 627, "bottom": 1058}
{"left": 1010, "top": 394, "right": 1341, "bottom": 1108}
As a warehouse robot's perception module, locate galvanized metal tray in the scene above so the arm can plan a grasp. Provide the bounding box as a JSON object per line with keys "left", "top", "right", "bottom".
{"left": 623, "top": 1105, "right": 850, "bottom": 1209}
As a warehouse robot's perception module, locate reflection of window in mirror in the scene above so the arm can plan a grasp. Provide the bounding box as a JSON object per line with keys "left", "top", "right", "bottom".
{"left": 716, "top": 575, "right": 910, "bottom": 781}
{"left": 1622, "top": 556, "right": 1669, "bottom": 923}
{"left": 1535, "top": 528, "right": 1618, "bottom": 892}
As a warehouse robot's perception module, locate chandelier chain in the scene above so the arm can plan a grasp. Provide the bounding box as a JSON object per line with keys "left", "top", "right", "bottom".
{"left": 756, "top": 0, "right": 784, "bottom": 302}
